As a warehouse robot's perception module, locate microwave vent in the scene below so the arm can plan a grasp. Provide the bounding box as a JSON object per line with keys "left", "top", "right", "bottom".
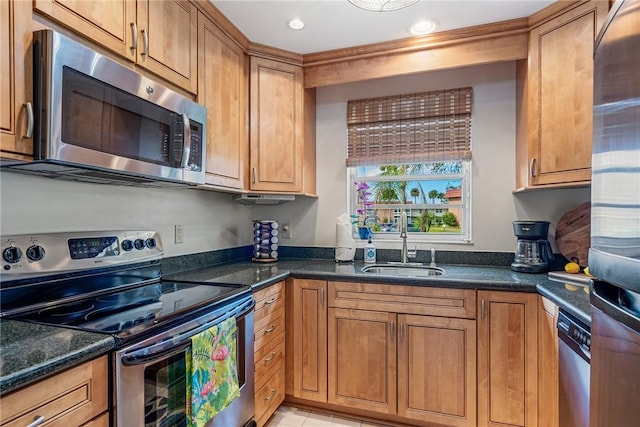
{"left": 1, "top": 161, "right": 192, "bottom": 188}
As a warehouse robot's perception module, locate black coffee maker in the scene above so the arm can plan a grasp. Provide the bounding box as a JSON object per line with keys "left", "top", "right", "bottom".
{"left": 511, "top": 221, "right": 554, "bottom": 273}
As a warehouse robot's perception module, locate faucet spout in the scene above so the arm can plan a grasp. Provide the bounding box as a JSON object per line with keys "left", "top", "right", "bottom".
{"left": 400, "top": 212, "right": 408, "bottom": 263}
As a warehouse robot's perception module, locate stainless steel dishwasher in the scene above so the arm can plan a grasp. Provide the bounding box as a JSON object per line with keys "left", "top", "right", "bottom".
{"left": 557, "top": 309, "right": 591, "bottom": 427}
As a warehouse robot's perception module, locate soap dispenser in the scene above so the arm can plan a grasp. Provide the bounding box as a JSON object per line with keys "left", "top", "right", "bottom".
{"left": 364, "top": 237, "right": 376, "bottom": 263}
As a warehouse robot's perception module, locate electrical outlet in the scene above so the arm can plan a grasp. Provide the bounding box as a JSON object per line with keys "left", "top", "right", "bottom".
{"left": 174, "top": 225, "right": 184, "bottom": 244}
{"left": 282, "top": 223, "right": 292, "bottom": 239}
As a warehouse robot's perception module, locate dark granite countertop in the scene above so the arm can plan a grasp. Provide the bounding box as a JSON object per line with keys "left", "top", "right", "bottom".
{"left": 1, "top": 257, "right": 591, "bottom": 396}
{"left": 165, "top": 258, "right": 591, "bottom": 322}
{"left": 0, "top": 319, "right": 114, "bottom": 395}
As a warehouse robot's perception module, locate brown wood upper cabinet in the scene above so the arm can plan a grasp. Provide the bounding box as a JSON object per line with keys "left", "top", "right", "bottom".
{"left": 477, "top": 290, "right": 538, "bottom": 427}
{"left": 1, "top": 0, "right": 34, "bottom": 161}
{"left": 516, "top": 0, "right": 608, "bottom": 190}
{"left": 249, "top": 56, "right": 310, "bottom": 193}
{"left": 198, "top": 12, "right": 247, "bottom": 190}
{"left": 34, "top": 0, "right": 198, "bottom": 94}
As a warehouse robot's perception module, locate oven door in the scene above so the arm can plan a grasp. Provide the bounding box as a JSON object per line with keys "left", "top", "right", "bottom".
{"left": 114, "top": 297, "right": 255, "bottom": 427}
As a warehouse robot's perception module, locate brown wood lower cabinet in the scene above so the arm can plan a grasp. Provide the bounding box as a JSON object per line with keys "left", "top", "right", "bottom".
{"left": 285, "top": 278, "right": 327, "bottom": 402}
{"left": 328, "top": 308, "right": 397, "bottom": 414}
{"left": 285, "top": 281, "right": 542, "bottom": 427}
{"left": 397, "top": 314, "right": 476, "bottom": 427}
{"left": 326, "top": 281, "right": 477, "bottom": 427}
{"left": 477, "top": 290, "right": 539, "bottom": 427}
{"left": 538, "top": 296, "right": 559, "bottom": 427}
{"left": 0, "top": 356, "right": 108, "bottom": 427}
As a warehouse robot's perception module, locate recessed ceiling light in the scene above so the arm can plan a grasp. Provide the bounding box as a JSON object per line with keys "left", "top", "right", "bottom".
{"left": 286, "top": 18, "right": 305, "bottom": 30}
{"left": 410, "top": 19, "right": 439, "bottom": 36}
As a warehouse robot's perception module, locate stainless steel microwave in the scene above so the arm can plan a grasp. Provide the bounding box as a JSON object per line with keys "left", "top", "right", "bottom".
{"left": 3, "top": 30, "right": 207, "bottom": 186}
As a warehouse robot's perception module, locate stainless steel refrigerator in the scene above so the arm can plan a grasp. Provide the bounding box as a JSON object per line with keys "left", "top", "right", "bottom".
{"left": 590, "top": 0, "right": 640, "bottom": 426}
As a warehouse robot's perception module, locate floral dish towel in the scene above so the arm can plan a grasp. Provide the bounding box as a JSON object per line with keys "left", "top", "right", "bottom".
{"left": 187, "top": 317, "right": 240, "bottom": 427}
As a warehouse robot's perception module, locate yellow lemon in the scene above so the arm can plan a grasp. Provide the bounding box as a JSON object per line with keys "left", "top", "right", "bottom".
{"left": 584, "top": 266, "right": 592, "bottom": 277}
{"left": 564, "top": 262, "right": 580, "bottom": 274}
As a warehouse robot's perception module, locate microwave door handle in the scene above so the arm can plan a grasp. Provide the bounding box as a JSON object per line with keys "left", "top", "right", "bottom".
{"left": 180, "top": 113, "right": 191, "bottom": 169}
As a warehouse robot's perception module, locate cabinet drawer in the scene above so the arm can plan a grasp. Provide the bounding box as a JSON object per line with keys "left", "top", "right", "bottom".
{"left": 254, "top": 311, "right": 285, "bottom": 352}
{"left": 328, "top": 281, "right": 476, "bottom": 319}
{"left": 0, "top": 356, "right": 108, "bottom": 427}
{"left": 255, "top": 367, "right": 285, "bottom": 424}
{"left": 254, "top": 281, "right": 284, "bottom": 305}
{"left": 254, "top": 287, "right": 285, "bottom": 325}
{"left": 255, "top": 332, "right": 285, "bottom": 391}
{"left": 81, "top": 412, "right": 109, "bottom": 427}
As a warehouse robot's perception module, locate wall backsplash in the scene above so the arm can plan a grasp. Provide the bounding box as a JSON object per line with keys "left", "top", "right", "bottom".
{"left": 0, "top": 172, "right": 255, "bottom": 257}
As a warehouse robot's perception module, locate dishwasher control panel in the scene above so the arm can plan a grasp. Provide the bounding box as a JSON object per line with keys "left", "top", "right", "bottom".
{"left": 558, "top": 309, "right": 591, "bottom": 352}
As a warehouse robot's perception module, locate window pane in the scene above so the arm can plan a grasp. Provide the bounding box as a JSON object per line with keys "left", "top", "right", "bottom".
{"left": 350, "top": 162, "right": 469, "bottom": 241}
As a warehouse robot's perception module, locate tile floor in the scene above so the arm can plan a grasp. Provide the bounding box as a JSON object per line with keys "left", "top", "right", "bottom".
{"left": 265, "top": 405, "right": 390, "bottom": 427}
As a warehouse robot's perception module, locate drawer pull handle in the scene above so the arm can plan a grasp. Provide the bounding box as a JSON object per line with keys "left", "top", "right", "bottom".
{"left": 28, "top": 416, "right": 46, "bottom": 427}
{"left": 264, "top": 326, "right": 276, "bottom": 333}
{"left": 264, "top": 389, "right": 277, "bottom": 402}
{"left": 264, "top": 352, "right": 277, "bottom": 363}
{"left": 321, "top": 287, "right": 325, "bottom": 307}
{"left": 390, "top": 321, "right": 395, "bottom": 341}
{"left": 481, "top": 299, "right": 486, "bottom": 320}
{"left": 264, "top": 298, "right": 277, "bottom": 305}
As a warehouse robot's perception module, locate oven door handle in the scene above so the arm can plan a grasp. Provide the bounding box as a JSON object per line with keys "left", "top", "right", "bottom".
{"left": 121, "top": 298, "right": 254, "bottom": 366}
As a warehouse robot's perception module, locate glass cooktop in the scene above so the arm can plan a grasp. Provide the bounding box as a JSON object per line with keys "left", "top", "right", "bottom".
{"left": 8, "top": 281, "right": 250, "bottom": 335}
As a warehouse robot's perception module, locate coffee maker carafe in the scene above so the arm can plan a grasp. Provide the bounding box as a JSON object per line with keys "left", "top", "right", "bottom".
{"left": 511, "top": 221, "right": 554, "bottom": 273}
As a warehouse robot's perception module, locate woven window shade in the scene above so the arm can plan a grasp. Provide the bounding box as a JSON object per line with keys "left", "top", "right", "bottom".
{"left": 346, "top": 87, "right": 473, "bottom": 166}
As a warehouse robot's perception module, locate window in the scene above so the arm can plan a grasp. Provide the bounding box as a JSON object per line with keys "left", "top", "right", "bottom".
{"left": 347, "top": 87, "right": 472, "bottom": 243}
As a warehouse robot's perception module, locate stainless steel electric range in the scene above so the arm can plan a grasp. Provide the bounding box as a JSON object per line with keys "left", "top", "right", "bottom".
{"left": 0, "top": 231, "right": 256, "bottom": 427}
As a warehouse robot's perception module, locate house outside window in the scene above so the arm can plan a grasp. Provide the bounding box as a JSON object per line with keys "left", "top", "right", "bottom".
{"left": 346, "top": 87, "right": 473, "bottom": 243}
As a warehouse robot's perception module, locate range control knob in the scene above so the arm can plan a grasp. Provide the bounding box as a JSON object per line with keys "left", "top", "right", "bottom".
{"left": 3, "top": 246, "right": 23, "bottom": 264}
{"left": 121, "top": 239, "right": 134, "bottom": 252}
{"left": 134, "top": 239, "right": 145, "bottom": 250}
{"left": 145, "top": 238, "right": 157, "bottom": 249}
{"left": 26, "top": 245, "right": 46, "bottom": 262}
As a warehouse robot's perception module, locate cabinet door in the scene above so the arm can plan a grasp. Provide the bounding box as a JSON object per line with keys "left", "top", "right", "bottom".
{"left": 1, "top": 0, "right": 33, "bottom": 159}
{"left": 198, "top": 12, "right": 247, "bottom": 189}
{"left": 33, "top": 0, "right": 136, "bottom": 60}
{"left": 397, "top": 314, "right": 477, "bottom": 427}
{"left": 137, "top": 0, "right": 197, "bottom": 93}
{"left": 287, "top": 279, "right": 327, "bottom": 402}
{"left": 328, "top": 308, "right": 396, "bottom": 415}
{"left": 538, "top": 296, "right": 559, "bottom": 427}
{"left": 249, "top": 56, "right": 303, "bottom": 192}
{"left": 527, "top": 1, "right": 607, "bottom": 186}
{"left": 477, "top": 291, "right": 538, "bottom": 427}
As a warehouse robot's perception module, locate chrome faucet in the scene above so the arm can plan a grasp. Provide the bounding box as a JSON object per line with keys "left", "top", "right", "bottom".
{"left": 399, "top": 211, "right": 409, "bottom": 263}
{"left": 399, "top": 212, "right": 416, "bottom": 263}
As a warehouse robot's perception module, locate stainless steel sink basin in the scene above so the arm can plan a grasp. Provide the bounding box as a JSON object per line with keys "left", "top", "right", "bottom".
{"left": 361, "top": 263, "right": 445, "bottom": 277}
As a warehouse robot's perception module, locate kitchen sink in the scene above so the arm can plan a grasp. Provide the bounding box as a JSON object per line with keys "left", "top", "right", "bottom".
{"left": 361, "top": 263, "right": 445, "bottom": 277}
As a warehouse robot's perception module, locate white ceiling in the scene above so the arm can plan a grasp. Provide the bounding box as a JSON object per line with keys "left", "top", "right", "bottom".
{"left": 211, "top": 0, "right": 556, "bottom": 55}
